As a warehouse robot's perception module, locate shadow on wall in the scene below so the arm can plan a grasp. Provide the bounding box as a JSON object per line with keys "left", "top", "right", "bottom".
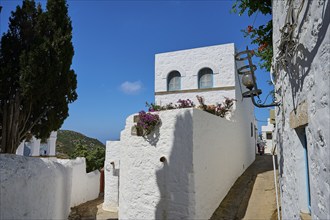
{"left": 283, "top": 0, "right": 330, "bottom": 112}
{"left": 155, "top": 111, "right": 194, "bottom": 219}
{"left": 144, "top": 122, "right": 161, "bottom": 147}
{"left": 277, "top": 132, "right": 285, "bottom": 178}
{"left": 210, "top": 155, "right": 275, "bottom": 220}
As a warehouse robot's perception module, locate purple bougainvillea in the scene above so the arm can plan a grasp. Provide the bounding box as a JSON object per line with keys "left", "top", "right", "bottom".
{"left": 177, "top": 99, "right": 195, "bottom": 108}
{"left": 136, "top": 111, "right": 161, "bottom": 136}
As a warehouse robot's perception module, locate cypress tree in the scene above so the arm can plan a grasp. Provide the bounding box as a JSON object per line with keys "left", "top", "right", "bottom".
{"left": 0, "top": 0, "right": 77, "bottom": 153}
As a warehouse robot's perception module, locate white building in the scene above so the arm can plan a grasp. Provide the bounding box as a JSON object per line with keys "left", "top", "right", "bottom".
{"left": 273, "top": 0, "right": 330, "bottom": 219}
{"left": 261, "top": 118, "right": 274, "bottom": 154}
{"left": 103, "top": 43, "right": 256, "bottom": 219}
{"left": 16, "top": 131, "right": 57, "bottom": 157}
{"left": 155, "top": 43, "right": 242, "bottom": 107}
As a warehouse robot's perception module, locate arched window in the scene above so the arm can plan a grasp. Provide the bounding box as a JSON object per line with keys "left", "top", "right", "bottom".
{"left": 167, "top": 71, "right": 181, "bottom": 91}
{"left": 198, "top": 68, "right": 213, "bottom": 89}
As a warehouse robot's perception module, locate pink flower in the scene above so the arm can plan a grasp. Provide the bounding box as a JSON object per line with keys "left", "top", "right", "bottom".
{"left": 247, "top": 25, "right": 253, "bottom": 33}
{"left": 258, "top": 42, "right": 268, "bottom": 52}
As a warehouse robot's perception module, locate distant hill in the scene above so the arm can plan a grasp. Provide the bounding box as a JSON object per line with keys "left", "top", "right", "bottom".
{"left": 56, "top": 130, "right": 105, "bottom": 158}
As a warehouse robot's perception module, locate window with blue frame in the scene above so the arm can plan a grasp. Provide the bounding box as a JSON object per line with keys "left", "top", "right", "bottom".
{"left": 198, "top": 68, "right": 213, "bottom": 89}
{"left": 167, "top": 71, "right": 181, "bottom": 91}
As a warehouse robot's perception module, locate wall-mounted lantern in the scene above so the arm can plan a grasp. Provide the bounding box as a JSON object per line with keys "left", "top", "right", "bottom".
{"left": 235, "top": 47, "right": 280, "bottom": 108}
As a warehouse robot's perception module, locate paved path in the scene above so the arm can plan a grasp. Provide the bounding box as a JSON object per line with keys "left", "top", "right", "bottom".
{"left": 69, "top": 196, "right": 118, "bottom": 220}
{"left": 211, "top": 155, "right": 279, "bottom": 220}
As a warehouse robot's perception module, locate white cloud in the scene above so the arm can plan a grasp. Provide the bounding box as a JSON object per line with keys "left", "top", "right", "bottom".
{"left": 119, "top": 80, "right": 143, "bottom": 95}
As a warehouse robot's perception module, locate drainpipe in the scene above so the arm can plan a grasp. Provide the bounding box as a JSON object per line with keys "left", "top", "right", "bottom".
{"left": 272, "top": 145, "right": 280, "bottom": 220}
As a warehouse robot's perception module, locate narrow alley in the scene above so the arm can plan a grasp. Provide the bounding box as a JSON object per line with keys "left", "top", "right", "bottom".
{"left": 69, "top": 155, "right": 278, "bottom": 220}
{"left": 211, "top": 155, "right": 278, "bottom": 220}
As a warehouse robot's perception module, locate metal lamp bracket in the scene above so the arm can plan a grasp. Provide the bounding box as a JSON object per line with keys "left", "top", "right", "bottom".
{"left": 235, "top": 47, "right": 281, "bottom": 108}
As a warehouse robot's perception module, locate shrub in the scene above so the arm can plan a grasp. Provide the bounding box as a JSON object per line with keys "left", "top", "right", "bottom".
{"left": 177, "top": 99, "right": 195, "bottom": 108}
{"left": 135, "top": 111, "right": 161, "bottom": 137}
{"left": 215, "top": 97, "right": 236, "bottom": 118}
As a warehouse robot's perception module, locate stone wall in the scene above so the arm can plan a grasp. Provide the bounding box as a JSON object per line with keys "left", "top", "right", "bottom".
{"left": 0, "top": 155, "right": 100, "bottom": 219}
{"left": 273, "top": 0, "right": 330, "bottom": 219}
{"left": 104, "top": 108, "right": 255, "bottom": 219}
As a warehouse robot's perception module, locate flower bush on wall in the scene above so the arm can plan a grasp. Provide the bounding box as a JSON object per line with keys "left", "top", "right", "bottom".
{"left": 177, "top": 99, "right": 195, "bottom": 108}
{"left": 135, "top": 96, "right": 235, "bottom": 137}
{"left": 215, "top": 97, "right": 235, "bottom": 117}
{"left": 146, "top": 99, "right": 195, "bottom": 112}
{"left": 146, "top": 96, "right": 235, "bottom": 117}
{"left": 145, "top": 102, "right": 163, "bottom": 112}
{"left": 135, "top": 111, "right": 161, "bottom": 137}
{"left": 197, "top": 95, "right": 236, "bottom": 118}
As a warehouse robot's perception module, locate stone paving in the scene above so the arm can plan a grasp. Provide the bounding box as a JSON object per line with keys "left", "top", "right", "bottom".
{"left": 68, "top": 196, "right": 118, "bottom": 220}
{"left": 211, "top": 154, "right": 279, "bottom": 220}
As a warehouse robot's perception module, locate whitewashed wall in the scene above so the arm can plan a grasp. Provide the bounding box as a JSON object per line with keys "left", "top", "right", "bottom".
{"left": 273, "top": 0, "right": 330, "bottom": 219}
{"left": 261, "top": 119, "right": 274, "bottom": 154}
{"left": 155, "top": 44, "right": 236, "bottom": 105}
{"left": 103, "top": 141, "right": 121, "bottom": 211}
{"left": 193, "top": 109, "right": 255, "bottom": 219}
{"left": 0, "top": 155, "right": 100, "bottom": 220}
{"left": 156, "top": 90, "right": 235, "bottom": 107}
{"left": 233, "top": 58, "right": 256, "bottom": 158}
{"left": 57, "top": 157, "right": 100, "bottom": 207}
{"left": 16, "top": 131, "right": 57, "bottom": 156}
{"left": 104, "top": 108, "right": 255, "bottom": 219}
{"left": 117, "top": 109, "right": 193, "bottom": 220}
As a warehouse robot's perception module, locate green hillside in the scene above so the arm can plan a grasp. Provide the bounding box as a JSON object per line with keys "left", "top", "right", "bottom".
{"left": 56, "top": 130, "right": 105, "bottom": 158}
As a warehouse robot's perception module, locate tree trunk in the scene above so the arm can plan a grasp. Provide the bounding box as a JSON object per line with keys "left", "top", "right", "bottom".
{"left": 0, "top": 94, "right": 21, "bottom": 154}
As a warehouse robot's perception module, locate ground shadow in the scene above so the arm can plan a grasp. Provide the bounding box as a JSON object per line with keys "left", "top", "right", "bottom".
{"left": 210, "top": 155, "right": 276, "bottom": 220}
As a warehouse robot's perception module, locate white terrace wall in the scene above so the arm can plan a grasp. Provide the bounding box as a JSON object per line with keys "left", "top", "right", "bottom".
{"left": 155, "top": 43, "right": 236, "bottom": 106}
{"left": 0, "top": 155, "right": 100, "bottom": 220}
{"left": 103, "top": 141, "right": 120, "bottom": 212}
{"left": 57, "top": 158, "right": 101, "bottom": 207}
{"left": 273, "top": 0, "right": 330, "bottom": 219}
{"left": 192, "top": 109, "right": 255, "bottom": 218}
{"left": 104, "top": 108, "right": 255, "bottom": 219}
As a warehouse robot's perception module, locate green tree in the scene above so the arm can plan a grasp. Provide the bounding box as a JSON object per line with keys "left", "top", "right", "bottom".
{"left": 232, "top": 0, "right": 272, "bottom": 71}
{"left": 0, "top": 0, "right": 77, "bottom": 153}
{"left": 70, "top": 143, "right": 105, "bottom": 173}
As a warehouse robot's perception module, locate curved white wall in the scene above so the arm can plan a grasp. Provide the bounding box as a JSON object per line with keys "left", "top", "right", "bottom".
{"left": 0, "top": 155, "right": 100, "bottom": 220}
{"left": 57, "top": 157, "right": 101, "bottom": 207}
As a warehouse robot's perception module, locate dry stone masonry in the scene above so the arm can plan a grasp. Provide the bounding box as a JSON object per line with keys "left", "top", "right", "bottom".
{"left": 273, "top": 0, "right": 330, "bottom": 219}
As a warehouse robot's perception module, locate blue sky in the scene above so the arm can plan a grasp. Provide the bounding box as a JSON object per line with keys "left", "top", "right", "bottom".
{"left": 1, "top": 0, "right": 274, "bottom": 144}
